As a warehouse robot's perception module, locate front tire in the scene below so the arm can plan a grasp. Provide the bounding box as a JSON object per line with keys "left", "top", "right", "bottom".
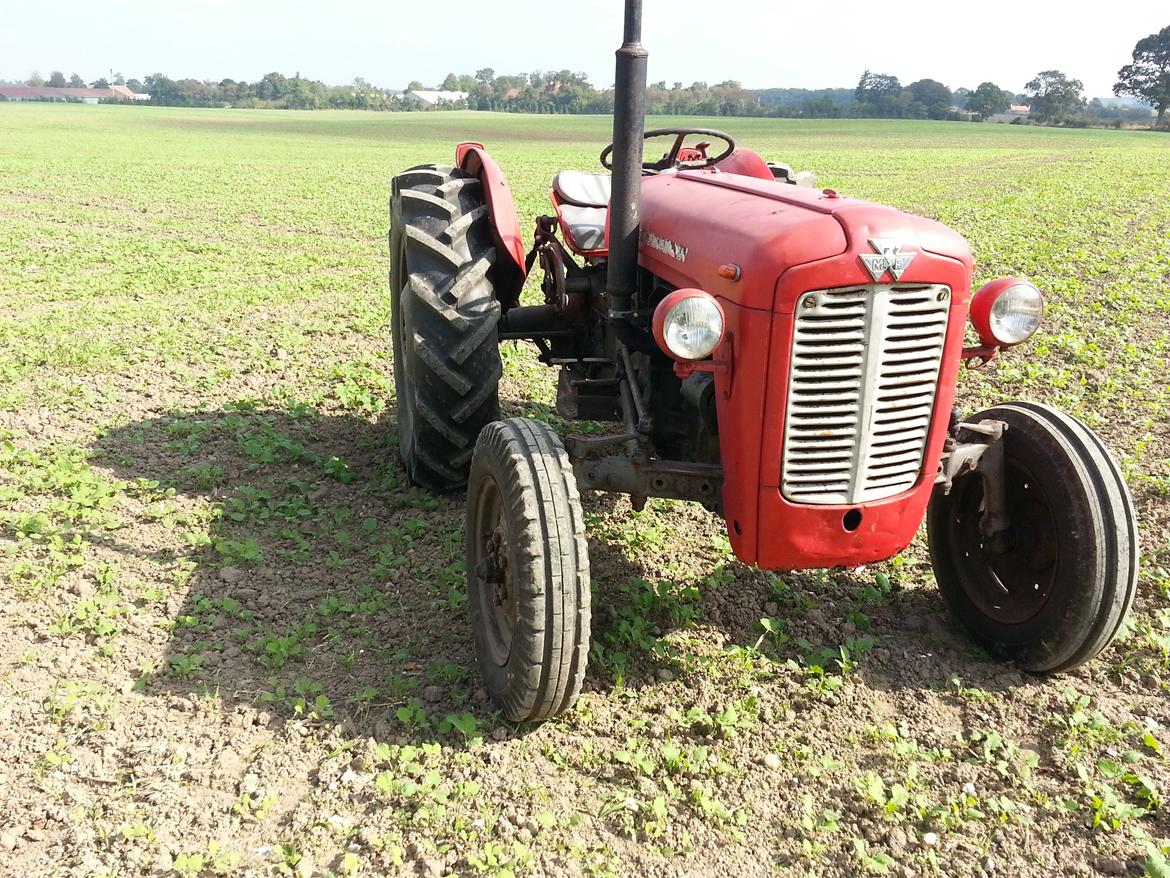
{"left": 927, "top": 403, "right": 1138, "bottom": 672}
{"left": 466, "top": 418, "right": 591, "bottom": 721}
{"left": 389, "top": 164, "right": 502, "bottom": 491}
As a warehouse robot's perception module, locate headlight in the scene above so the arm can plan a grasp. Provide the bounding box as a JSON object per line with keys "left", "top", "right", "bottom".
{"left": 652, "top": 289, "right": 726, "bottom": 360}
{"left": 971, "top": 278, "right": 1044, "bottom": 347}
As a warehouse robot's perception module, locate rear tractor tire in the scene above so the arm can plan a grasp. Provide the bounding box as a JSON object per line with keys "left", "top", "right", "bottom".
{"left": 465, "top": 418, "right": 591, "bottom": 721}
{"left": 927, "top": 403, "right": 1138, "bottom": 673}
{"left": 389, "top": 164, "right": 503, "bottom": 491}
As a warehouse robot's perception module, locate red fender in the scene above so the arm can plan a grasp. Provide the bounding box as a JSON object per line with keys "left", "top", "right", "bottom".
{"left": 713, "top": 147, "right": 774, "bottom": 181}
{"left": 456, "top": 142, "right": 527, "bottom": 305}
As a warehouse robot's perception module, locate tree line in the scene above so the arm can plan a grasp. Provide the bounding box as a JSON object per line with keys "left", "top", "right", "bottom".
{"left": 15, "top": 70, "right": 144, "bottom": 91}
{"left": 9, "top": 25, "right": 1167, "bottom": 125}
{"left": 8, "top": 67, "right": 857, "bottom": 117}
{"left": 854, "top": 69, "right": 1151, "bottom": 124}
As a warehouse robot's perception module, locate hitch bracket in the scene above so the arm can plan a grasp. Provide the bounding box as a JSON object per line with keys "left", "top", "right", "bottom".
{"left": 936, "top": 418, "right": 1011, "bottom": 547}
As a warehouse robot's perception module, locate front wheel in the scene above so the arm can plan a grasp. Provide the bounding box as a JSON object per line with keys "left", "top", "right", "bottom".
{"left": 465, "top": 418, "right": 591, "bottom": 721}
{"left": 927, "top": 402, "right": 1138, "bottom": 672}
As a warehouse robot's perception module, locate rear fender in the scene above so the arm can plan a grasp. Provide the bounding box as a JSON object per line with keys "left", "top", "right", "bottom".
{"left": 712, "top": 147, "right": 773, "bottom": 181}
{"left": 456, "top": 141, "right": 526, "bottom": 306}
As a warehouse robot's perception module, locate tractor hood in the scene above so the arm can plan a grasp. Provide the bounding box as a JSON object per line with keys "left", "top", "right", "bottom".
{"left": 637, "top": 170, "right": 971, "bottom": 310}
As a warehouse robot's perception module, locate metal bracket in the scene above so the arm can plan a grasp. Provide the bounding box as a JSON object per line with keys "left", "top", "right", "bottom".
{"left": 961, "top": 344, "right": 999, "bottom": 369}
{"left": 563, "top": 432, "right": 641, "bottom": 457}
{"left": 573, "top": 456, "right": 723, "bottom": 510}
{"left": 672, "top": 333, "right": 734, "bottom": 398}
{"left": 606, "top": 308, "right": 641, "bottom": 321}
{"left": 936, "top": 418, "right": 1010, "bottom": 546}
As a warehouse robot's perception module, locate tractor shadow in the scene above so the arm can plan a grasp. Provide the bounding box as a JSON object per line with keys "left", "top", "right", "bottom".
{"left": 578, "top": 502, "right": 1031, "bottom": 706}
{"left": 90, "top": 401, "right": 1018, "bottom": 744}
{"left": 91, "top": 402, "right": 503, "bottom": 744}
{"left": 88, "top": 401, "right": 694, "bottom": 742}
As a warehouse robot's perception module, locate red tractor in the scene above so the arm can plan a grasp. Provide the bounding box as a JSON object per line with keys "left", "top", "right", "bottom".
{"left": 389, "top": 1, "right": 1139, "bottom": 721}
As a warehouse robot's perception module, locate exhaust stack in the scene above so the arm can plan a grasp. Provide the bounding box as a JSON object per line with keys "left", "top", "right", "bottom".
{"left": 605, "top": 0, "right": 648, "bottom": 316}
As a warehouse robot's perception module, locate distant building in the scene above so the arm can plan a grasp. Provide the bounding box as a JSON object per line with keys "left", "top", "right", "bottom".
{"left": 0, "top": 85, "right": 149, "bottom": 103}
{"left": 403, "top": 89, "right": 468, "bottom": 106}
{"left": 986, "top": 104, "right": 1031, "bottom": 124}
{"left": 109, "top": 84, "right": 149, "bottom": 101}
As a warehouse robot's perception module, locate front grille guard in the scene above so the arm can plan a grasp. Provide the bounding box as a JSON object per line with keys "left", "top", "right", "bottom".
{"left": 781, "top": 284, "right": 951, "bottom": 505}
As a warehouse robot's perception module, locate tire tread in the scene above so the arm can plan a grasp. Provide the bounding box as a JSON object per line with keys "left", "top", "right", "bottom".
{"left": 466, "top": 418, "right": 590, "bottom": 721}
{"left": 390, "top": 164, "right": 502, "bottom": 491}
{"left": 928, "top": 402, "right": 1138, "bottom": 673}
{"left": 1008, "top": 403, "right": 1139, "bottom": 671}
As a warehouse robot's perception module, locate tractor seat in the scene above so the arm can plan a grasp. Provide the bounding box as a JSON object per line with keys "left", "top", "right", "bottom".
{"left": 552, "top": 171, "right": 611, "bottom": 254}
{"left": 557, "top": 204, "right": 607, "bottom": 252}
{"left": 552, "top": 171, "right": 611, "bottom": 207}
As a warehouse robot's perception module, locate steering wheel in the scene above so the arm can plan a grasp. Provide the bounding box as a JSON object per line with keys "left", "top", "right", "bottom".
{"left": 600, "top": 127, "right": 736, "bottom": 173}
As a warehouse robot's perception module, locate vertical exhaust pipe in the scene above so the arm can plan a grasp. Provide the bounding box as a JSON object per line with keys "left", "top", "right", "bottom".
{"left": 605, "top": 0, "right": 648, "bottom": 317}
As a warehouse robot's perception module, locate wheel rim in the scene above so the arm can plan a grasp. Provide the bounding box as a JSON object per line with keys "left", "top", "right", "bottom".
{"left": 471, "top": 475, "right": 515, "bottom": 666}
{"left": 947, "top": 456, "right": 1060, "bottom": 625}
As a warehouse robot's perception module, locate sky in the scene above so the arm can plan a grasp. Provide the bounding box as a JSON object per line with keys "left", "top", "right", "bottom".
{"left": 1, "top": 0, "right": 1165, "bottom": 98}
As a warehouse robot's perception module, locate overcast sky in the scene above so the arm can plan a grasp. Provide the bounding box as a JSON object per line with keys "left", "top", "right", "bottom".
{"left": 1, "top": 0, "right": 1165, "bottom": 98}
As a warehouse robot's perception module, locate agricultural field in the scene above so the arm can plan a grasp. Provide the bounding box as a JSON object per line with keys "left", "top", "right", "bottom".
{"left": 1, "top": 104, "right": 1169, "bottom": 878}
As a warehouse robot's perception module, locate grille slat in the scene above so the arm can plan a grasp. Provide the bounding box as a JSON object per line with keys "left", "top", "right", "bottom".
{"left": 781, "top": 284, "right": 950, "bottom": 505}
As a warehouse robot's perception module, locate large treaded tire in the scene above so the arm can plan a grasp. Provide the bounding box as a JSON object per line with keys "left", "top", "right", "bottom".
{"left": 927, "top": 403, "right": 1139, "bottom": 673}
{"left": 389, "top": 164, "right": 502, "bottom": 491}
{"left": 466, "top": 418, "right": 591, "bottom": 721}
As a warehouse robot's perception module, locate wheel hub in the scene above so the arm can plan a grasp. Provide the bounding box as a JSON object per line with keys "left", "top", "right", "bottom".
{"left": 952, "top": 463, "right": 1060, "bottom": 625}
{"left": 472, "top": 479, "right": 516, "bottom": 667}
{"left": 478, "top": 529, "right": 510, "bottom": 607}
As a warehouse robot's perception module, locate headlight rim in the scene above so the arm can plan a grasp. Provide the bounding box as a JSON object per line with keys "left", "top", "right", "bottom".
{"left": 652, "top": 289, "right": 727, "bottom": 361}
{"left": 971, "top": 277, "right": 1045, "bottom": 347}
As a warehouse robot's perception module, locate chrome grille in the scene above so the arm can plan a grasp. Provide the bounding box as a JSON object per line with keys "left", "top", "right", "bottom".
{"left": 782, "top": 284, "right": 951, "bottom": 505}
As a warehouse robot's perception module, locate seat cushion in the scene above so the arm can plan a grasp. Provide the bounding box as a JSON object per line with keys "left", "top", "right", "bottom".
{"left": 553, "top": 171, "right": 612, "bottom": 208}
{"left": 559, "top": 204, "right": 607, "bottom": 252}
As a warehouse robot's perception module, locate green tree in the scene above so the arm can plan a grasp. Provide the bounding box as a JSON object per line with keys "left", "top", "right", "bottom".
{"left": 47, "top": 71, "right": 66, "bottom": 88}
{"left": 1114, "top": 24, "right": 1170, "bottom": 126}
{"left": 407, "top": 80, "right": 424, "bottom": 91}
{"left": 966, "top": 81, "right": 1012, "bottom": 118}
{"left": 143, "top": 73, "right": 179, "bottom": 104}
{"left": 802, "top": 95, "right": 839, "bottom": 118}
{"left": 256, "top": 72, "right": 288, "bottom": 101}
{"left": 855, "top": 70, "right": 903, "bottom": 116}
{"left": 126, "top": 78, "right": 144, "bottom": 93}
{"left": 25, "top": 71, "right": 45, "bottom": 87}
{"left": 906, "top": 78, "right": 952, "bottom": 119}
{"left": 1025, "top": 70, "right": 1084, "bottom": 120}
{"left": 67, "top": 73, "right": 84, "bottom": 88}
{"left": 92, "top": 77, "right": 110, "bottom": 89}
{"left": 474, "top": 68, "right": 494, "bottom": 85}
{"left": 283, "top": 77, "right": 319, "bottom": 109}
{"left": 440, "top": 72, "right": 460, "bottom": 90}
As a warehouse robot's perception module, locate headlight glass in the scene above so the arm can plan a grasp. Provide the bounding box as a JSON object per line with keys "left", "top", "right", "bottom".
{"left": 663, "top": 296, "right": 724, "bottom": 360}
{"left": 989, "top": 283, "right": 1044, "bottom": 345}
